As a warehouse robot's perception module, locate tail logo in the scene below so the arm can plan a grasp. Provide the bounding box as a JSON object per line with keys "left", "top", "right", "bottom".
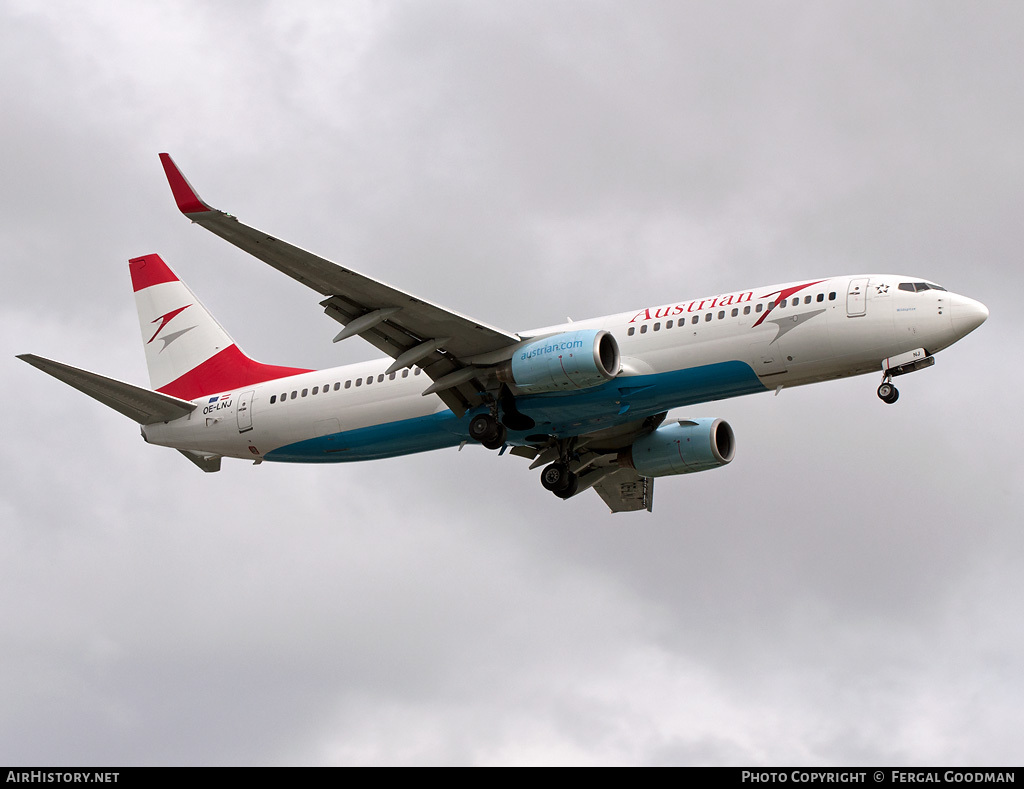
{"left": 148, "top": 305, "right": 195, "bottom": 350}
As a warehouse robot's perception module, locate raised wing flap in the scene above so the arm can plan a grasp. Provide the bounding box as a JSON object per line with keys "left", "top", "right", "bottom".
{"left": 592, "top": 468, "right": 654, "bottom": 513}
{"left": 158, "top": 154, "right": 520, "bottom": 415}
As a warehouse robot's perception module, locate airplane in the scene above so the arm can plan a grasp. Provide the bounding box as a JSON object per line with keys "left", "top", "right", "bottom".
{"left": 17, "top": 154, "right": 989, "bottom": 512}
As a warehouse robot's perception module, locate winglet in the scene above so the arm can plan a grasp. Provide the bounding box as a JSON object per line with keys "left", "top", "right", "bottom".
{"left": 159, "top": 153, "right": 214, "bottom": 215}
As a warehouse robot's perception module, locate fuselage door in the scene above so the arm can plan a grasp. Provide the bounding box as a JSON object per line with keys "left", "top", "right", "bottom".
{"left": 847, "top": 278, "right": 869, "bottom": 317}
{"left": 237, "top": 390, "right": 255, "bottom": 433}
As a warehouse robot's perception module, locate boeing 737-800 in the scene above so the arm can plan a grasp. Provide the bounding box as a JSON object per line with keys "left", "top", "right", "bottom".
{"left": 18, "top": 154, "right": 989, "bottom": 512}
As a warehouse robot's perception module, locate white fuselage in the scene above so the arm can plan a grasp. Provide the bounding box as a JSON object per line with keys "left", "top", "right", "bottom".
{"left": 141, "top": 274, "right": 987, "bottom": 463}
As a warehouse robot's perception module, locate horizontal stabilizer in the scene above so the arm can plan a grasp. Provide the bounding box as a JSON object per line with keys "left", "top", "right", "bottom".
{"left": 178, "top": 449, "right": 222, "bottom": 472}
{"left": 17, "top": 354, "right": 196, "bottom": 425}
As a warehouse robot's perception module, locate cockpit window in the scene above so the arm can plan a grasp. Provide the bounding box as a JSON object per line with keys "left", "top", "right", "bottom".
{"left": 899, "top": 282, "right": 947, "bottom": 293}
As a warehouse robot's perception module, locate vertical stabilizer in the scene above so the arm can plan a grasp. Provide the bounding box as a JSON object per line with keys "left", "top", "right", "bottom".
{"left": 130, "top": 254, "right": 310, "bottom": 400}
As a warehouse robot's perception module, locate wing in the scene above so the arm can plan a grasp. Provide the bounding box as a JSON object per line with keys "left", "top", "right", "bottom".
{"left": 159, "top": 154, "right": 521, "bottom": 417}
{"left": 17, "top": 354, "right": 196, "bottom": 425}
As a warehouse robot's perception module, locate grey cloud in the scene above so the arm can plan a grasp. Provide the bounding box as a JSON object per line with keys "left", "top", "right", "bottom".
{"left": 2, "top": 0, "right": 1021, "bottom": 766}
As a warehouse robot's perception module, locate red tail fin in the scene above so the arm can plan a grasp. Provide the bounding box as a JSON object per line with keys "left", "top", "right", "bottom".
{"left": 131, "top": 254, "right": 311, "bottom": 400}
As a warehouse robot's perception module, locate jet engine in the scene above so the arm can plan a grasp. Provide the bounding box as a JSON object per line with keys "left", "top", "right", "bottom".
{"left": 618, "top": 418, "right": 735, "bottom": 477}
{"left": 496, "top": 329, "right": 620, "bottom": 394}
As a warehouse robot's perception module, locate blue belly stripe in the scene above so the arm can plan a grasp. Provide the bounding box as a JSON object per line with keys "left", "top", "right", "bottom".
{"left": 264, "top": 360, "right": 766, "bottom": 463}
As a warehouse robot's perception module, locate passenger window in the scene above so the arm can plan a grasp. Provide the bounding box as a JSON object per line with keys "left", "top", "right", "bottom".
{"left": 640, "top": 325, "right": 647, "bottom": 334}
{"left": 731, "top": 308, "right": 738, "bottom": 317}
{"left": 366, "top": 376, "right": 373, "bottom": 385}
{"left": 829, "top": 292, "right": 836, "bottom": 300}
{"left": 692, "top": 316, "right": 699, "bottom": 325}
{"left": 744, "top": 306, "right": 751, "bottom": 315}
{"left": 312, "top": 386, "right": 319, "bottom": 395}
{"left": 756, "top": 303, "right": 763, "bottom": 313}
{"left": 270, "top": 395, "right": 276, "bottom": 404}
{"left": 705, "top": 313, "right": 712, "bottom": 322}
{"left": 291, "top": 391, "right": 298, "bottom": 399}
{"left": 334, "top": 382, "right": 340, "bottom": 391}
{"left": 389, "top": 372, "right": 396, "bottom": 380}
{"left": 653, "top": 322, "right": 660, "bottom": 331}
{"left": 281, "top": 393, "right": 286, "bottom": 401}
{"left": 780, "top": 299, "right": 787, "bottom": 308}
{"left": 817, "top": 293, "right": 824, "bottom": 302}
{"left": 666, "top": 320, "right": 673, "bottom": 329}
{"left": 804, "top": 296, "right": 812, "bottom": 304}
{"left": 717, "top": 311, "right": 724, "bottom": 319}
{"left": 378, "top": 374, "right": 384, "bottom": 383}
{"left": 355, "top": 379, "right": 362, "bottom": 387}
{"left": 627, "top": 326, "right": 635, "bottom": 336}
{"left": 302, "top": 388, "right": 308, "bottom": 397}
{"left": 345, "top": 380, "right": 351, "bottom": 389}
{"left": 414, "top": 368, "right": 421, "bottom": 376}
{"left": 402, "top": 370, "right": 409, "bottom": 378}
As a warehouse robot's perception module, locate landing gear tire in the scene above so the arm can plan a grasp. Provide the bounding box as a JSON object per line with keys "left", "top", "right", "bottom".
{"left": 541, "top": 462, "right": 573, "bottom": 493}
{"left": 469, "top": 413, "right": 506, "bottom": 447}
{"left": 552, "top": 473, "right": 579, "bottom": 500}
{"left": 469, "top": 414, "right": 495, "bottom": 441}
{"left": 877, "top": 382, "right": 899, "bottom": 404}
{"left": 481, "top": 429, "right": 507, "bottom": 451}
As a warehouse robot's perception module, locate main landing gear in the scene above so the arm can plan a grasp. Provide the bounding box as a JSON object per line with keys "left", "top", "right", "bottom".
{"left": 538, "top": 437, "right": 580, "bottom": 500}
{"left": 469, "top": 413, "right": 507, "bottom": 450}
{"left": 468, "top": 386, "right": 536, "bottom": 451}
{"left": 540, "top": 461, "right": 579, "bottom": 500}
{"left": 469, "top": 404, "right": 580, "bottom": 499}
{"left": 877, "top": 378, "right": 899, "bottom": 405}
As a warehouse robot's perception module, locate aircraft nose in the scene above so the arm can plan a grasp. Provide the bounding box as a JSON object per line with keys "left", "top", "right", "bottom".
{"left": 949, "top": 293, "right": 989, "bottom": 338}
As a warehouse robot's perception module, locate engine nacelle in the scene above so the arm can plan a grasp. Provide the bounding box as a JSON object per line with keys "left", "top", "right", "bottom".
{"left": 619, "top": 418, "right": 735, "bottom": 478}
{"left": 497, "top": 330, "right": 620, "bottom": 394}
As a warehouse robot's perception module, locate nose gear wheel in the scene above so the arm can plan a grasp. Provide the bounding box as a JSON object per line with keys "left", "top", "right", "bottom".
{"left": 877, "top": 380, "right": 899, "bottom": 404}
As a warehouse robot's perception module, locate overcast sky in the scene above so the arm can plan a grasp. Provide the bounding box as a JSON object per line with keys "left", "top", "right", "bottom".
{"left": 2, "top": 0, "right": 1022, "bottom": 766}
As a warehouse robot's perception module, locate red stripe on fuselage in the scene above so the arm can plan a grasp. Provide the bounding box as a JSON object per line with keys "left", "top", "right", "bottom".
{"left": 156, "top": 345, "right": 312, "bottom": 401}
{"left": 129, "top": 254, "right": 180, "bottom": 292}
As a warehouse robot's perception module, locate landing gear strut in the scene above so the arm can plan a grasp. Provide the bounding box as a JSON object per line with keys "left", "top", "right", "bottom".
{"left": 877, "top": 378, "right": 899, "bottom": 405}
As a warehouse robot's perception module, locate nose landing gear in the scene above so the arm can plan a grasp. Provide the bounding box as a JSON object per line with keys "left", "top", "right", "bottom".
{"left": 876, "top": 348, "right": 935, "bottom": 404}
